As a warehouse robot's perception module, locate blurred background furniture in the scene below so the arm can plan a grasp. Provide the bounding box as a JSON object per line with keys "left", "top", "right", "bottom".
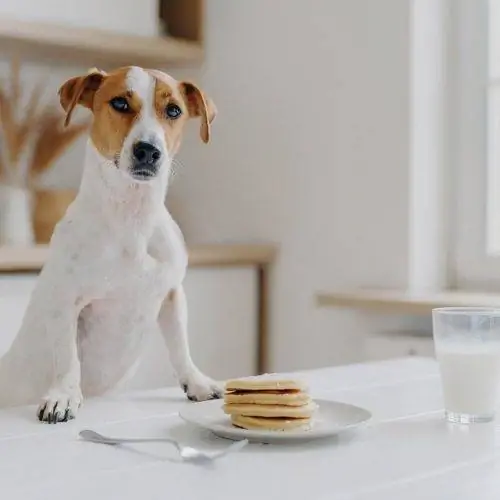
{"left": 0, "top": 244, "right": 275, "bottom": 389}
{"left": 0, "top": 0, "right": 495, "bottom": 383}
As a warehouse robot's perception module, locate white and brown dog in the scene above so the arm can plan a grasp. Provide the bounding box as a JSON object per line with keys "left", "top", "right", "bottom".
{"left": 0, "top": 66, "right": 223, "bottom": 423}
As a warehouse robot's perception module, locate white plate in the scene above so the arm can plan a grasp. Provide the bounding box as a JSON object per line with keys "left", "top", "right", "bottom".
{"left": 178, "top": 399, "right": 372, "bottom": 444}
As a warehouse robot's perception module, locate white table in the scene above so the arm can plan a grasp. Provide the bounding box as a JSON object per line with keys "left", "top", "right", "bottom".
{"left": 2, "top": 357, "right": 500, "bottom": 499}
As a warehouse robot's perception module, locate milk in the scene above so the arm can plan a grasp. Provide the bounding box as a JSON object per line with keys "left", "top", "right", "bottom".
{"left": 436, "top": 344, "right": 500, "bottom": 417}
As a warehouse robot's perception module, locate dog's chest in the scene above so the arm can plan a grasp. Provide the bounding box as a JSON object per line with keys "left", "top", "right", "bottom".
{"left": 57, "top": 202, "right": 187, "bottom": 303}
{"left": 102, "top": 245, "right": 182, "bottom": 301}
{"left": 124, "top": 256, "right": 169, "bottom": 299}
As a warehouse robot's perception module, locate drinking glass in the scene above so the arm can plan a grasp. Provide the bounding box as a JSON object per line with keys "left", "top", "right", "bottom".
{"left": 432, "top": 307, "right": 500, "bottom": 424}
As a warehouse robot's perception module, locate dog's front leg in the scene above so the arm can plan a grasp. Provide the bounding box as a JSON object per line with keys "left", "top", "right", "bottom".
{"left": 158, "top": 286, "right": 223, "bottom": 401}
{"left": 36, "top": 297, "right": 84, "bottom": 423}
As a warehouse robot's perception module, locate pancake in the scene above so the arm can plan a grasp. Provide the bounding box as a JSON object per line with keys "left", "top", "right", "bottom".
{"left": 223, "top": 375, "right": 317, "bottom": 431}
{"left": 224, "top": 390, "right": 310, "bottom": 406}
{"left": 231, "top": 414, "right": 311, "bottom": 431}
{"left": 223, "top": 401, "right": 317, "bottom": 418}
{"left": 225, "top": 374, "right": 307, "bottom": 393}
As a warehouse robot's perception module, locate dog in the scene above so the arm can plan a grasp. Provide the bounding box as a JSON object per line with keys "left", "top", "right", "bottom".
{"left": 0, "top": 66, "right": 223, "bottom": 423}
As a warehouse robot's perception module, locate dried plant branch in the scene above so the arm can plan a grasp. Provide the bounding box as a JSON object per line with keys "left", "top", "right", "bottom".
{"left": 10, "top": 57, "right": 21, "bottom": 112}
{"left": 24, "top": 77, "right": 46, "bottom": 124}
{"left": 0, "top": 59, "right": 88, "bottom": 188}
{"left": 29, "top": 105, "right": 89, "bottom": 181}
{"left": 0, "top": 136, "right": 5, "bottom": 183}
{"left": 0, "top": 59, "right": 46, "bottom": 185}
{"left": 0, "top": 86, "right": 18, "bottom": 166}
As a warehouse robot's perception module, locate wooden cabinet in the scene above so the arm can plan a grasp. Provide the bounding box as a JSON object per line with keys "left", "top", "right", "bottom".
{"left": 0, "top": 251, "right": 268, "bottom": 392}
{"left": 124, "top": 267, "right": 257, "bottom": 390}
{"left": 0, "top": 275, "right": 34, "bottom": 357}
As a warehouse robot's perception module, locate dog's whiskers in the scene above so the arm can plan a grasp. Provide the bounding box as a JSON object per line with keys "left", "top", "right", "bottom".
{"left": 170, "top": 158, "right": 184, "bottom": 181}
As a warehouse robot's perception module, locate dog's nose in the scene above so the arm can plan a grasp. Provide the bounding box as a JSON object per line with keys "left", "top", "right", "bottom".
{"left": 132, "top": 141, "right": 162, "bottom": 166}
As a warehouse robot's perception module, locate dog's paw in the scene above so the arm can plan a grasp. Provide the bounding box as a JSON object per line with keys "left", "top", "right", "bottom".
{"left": 180, "top": 371, "right": 223, "bottom": 402}
{"left": 37, "top": 389, "right": 83, "bottom": 424}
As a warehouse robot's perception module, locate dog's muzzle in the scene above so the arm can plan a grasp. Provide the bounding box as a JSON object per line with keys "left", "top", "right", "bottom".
{"left": 131, "top": 141, "right": 162, "bottom": 180}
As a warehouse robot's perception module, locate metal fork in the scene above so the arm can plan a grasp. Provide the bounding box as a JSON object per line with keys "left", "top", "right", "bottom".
{"left": 79, "top": 429, "right": 248, "bottom": 461}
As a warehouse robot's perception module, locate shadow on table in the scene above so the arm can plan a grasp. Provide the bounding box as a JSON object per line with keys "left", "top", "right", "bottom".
{"left": 123, "top": 393, "right": 187, "bottom": 404}
{"left": 168, "top": 422, "right": 366, "bottom": 453}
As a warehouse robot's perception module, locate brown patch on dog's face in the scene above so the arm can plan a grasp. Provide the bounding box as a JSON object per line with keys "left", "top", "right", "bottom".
{"left": 147, "top": 69, "right": 217, "bottom": 148}
{"left": 59, "top": 67, "right": 142, "bottom": 161}
{"left": 89, "top": 68, "right": 143, "bottom": 160}
{"left": 58, "top": 66, "right": 217, "bottom": 177}
{"left": 152, "top": 77, "right": 190, "bottom": 156}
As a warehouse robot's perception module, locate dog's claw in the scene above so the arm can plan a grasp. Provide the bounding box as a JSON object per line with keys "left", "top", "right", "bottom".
{"left": 186, "top": 391, "right": 221, "bottom": 402}
{"left": 180, "top": 372, "right": 224, "bottom": 403}
{"left": 37, "top": 404, "right": 46, "bottom": 422}
{"left": 37, "top": 390, "right": 82, "bottom": 424}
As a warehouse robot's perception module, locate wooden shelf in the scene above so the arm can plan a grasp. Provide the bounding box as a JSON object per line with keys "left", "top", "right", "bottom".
{"left": 187, "top": 244, "right": 277, "bottom": 268}
{"left": 0, "top": 17, "right": 203, "bottom": 68}
{"left": 0, "top": 244, "right": 277, "bottom": 273}
{"left": 316, "top": 289, "right": 500, "bottom": 316}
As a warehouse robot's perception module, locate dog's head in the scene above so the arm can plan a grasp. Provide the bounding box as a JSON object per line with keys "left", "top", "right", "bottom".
{"left": 58, "top": 66, "right": 216, "bottom": 182}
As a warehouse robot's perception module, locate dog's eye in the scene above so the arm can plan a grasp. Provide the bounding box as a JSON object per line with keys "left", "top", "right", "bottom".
{"left": 165, "top": 104, "right": 182, "bottom": 119}
{"left": 110, "top": 97, "right": 130, "bottom": 113}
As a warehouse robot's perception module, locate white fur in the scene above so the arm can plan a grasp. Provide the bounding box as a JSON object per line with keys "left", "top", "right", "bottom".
{"left": 0, "top": 67, "right": 221, "bottom": 422}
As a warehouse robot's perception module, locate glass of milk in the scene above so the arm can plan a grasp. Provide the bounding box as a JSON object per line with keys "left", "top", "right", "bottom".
{"left": 433, "top": 307, "right": 500, "bottom": 424}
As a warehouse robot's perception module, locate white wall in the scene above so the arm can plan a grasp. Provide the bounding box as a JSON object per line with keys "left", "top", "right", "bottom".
{"left": 0, "top": 1, "right": 425, "bottom": 373}
{"left": 169, "top": 0, "right": 415, "bottom": 371}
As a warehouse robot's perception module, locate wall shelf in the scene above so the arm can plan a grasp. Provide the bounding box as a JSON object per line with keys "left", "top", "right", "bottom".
{"left": 316, "top": 289, "right": 500, "bottom": 316}
{"left": 0, "top": 244, "right": 277, "bottom": 273}
{"left": 0, "top": 17, "right": 203, "bottom": 68}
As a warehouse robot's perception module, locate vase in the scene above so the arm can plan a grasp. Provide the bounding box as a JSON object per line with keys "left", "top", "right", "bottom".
{"left": 0, "top": 184, "right": 34, "bottom": 246}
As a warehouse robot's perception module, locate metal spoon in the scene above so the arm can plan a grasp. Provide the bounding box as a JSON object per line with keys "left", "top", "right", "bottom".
{"left": 79, "top": 429, "right": 248, "bottom": 461}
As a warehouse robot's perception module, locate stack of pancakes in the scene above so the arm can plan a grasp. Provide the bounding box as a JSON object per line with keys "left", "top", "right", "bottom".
{"left": 223, "top": 375, "right": 317, "bottom": 431}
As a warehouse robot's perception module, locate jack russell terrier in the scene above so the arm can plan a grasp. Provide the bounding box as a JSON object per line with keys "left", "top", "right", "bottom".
{"left": 0, "top": 66, "right": 223, "bottom": 423}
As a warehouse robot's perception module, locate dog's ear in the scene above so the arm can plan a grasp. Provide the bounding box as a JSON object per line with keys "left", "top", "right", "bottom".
{"left": 58, "top": 68, "right": 107, "bottom": 127}
{"left": 180, "top": 82, "right": 217, "bottom": 143}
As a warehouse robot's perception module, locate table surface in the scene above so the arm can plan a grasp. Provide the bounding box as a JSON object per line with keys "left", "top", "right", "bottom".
{"left": 2, "top": 357, "right": 500, "bottom": 500}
